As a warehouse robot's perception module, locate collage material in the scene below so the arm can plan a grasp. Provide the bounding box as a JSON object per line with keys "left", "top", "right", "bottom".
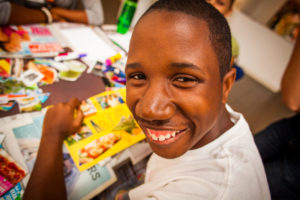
{"left": 65, "top": 88, "right": 145, "bottom": 172}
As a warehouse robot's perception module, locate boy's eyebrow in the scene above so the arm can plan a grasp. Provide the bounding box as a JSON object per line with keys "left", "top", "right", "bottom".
{"left": 125, "top": 63, "right": 141, "bottom": 70}
{"left": 126, "top": 62, "right": 205, "bottom": 73}
{"left": 170, "top": 62, "right": 205, "bottom": 73}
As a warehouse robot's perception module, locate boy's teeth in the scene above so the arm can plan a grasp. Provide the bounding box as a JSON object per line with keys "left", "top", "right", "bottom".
{"left": 152, "top": 134, "right": 158, "bottom": 141}
{"left": 147, "top": 128, "right": 182, "bottom": 141}
{"left": 159, "top": 135, "right": 165, "bottom": 141}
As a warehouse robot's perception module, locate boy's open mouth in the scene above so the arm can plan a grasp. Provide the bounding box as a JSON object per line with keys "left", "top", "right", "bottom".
{"left": 146, "top": 128, "right": 187, "bottom": 144}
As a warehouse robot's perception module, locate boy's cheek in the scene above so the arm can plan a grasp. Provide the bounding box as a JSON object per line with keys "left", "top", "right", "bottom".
{"left": 126, "top": 89, "right": 137, "bottom": 113}
{"left": 126, "top": 102, "right": 135, "bottom": 116}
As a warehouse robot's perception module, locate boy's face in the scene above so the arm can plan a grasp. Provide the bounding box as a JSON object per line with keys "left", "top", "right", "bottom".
{"left": 206, "top": 0, "right": 232, "bottom": 16}
{"left": 126, "top": 11, "right": 233, "bottom": 158}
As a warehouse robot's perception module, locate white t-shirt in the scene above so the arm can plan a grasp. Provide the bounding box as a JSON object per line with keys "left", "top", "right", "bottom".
{"left": 129, "top": 106, "right": 270, "bottom": 200}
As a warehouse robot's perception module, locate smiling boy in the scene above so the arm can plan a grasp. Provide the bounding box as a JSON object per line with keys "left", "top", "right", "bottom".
{"left": 23, "top": 0, "right": 270, "bottom": 200}
{"left": 126, "top": 2, "right": 233, "bottom": 160}
{"left": 126, "top": 0, "right": 269, "bottom": 199}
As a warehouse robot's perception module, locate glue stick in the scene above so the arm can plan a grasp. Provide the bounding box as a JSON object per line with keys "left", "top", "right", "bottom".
{"left": 117, "top": 0, "right": 138, "bottom": 34}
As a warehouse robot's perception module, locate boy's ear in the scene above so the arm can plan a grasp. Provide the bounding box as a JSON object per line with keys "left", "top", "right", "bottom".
{"left": 222, "top": 67, "right": 236, "bottom": 104}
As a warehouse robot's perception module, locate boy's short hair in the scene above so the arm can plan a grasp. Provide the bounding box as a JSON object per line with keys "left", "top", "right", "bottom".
{"left": 141, "top": 0, "right": 232, "bottom": 78}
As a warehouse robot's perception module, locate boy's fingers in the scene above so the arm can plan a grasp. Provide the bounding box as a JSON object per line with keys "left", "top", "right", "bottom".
{"left": 74, "top": 109, "right": 84, "bottom": 127}
{"left": 68, "top": 98, "right": 81, "bottom": 109}
{"left": 71, "top": 109, "right": 84, "bottom": 134}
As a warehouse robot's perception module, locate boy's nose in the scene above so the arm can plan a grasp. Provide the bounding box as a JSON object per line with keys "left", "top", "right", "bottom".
{"left": 135, "top": 83, "right": 176, "bottom": 122}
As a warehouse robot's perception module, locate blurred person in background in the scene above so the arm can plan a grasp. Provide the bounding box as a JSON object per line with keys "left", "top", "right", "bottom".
{"left": 254, "top": 35, "right": 300, "bottom": 199}
{"left": 0, "top": 0, "right": 104, "bottom": 25}
{"left": 0, "top": 0, "right": 103, "bottom": 52}
{"left": 206, "top": 0, "right": 244, "bottom": 80}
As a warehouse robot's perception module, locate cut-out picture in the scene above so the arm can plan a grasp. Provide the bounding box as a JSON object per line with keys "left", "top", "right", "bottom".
{"left": 90, "top": 120, "right": 103, "bottom": 133}
{"left": 96, "top": 93, "right": 124, "bottom": 109}
{"left": 78, "top": 133, "right": 121, "bottom": 166}
{"left": 80, "top": 99, "right": 97, "bottom": 116}
{"left": 65, "top": 123, "right": 93, "bottom": 146}
{"left": 113, "top": 116, "right": 142, "bottom": 136}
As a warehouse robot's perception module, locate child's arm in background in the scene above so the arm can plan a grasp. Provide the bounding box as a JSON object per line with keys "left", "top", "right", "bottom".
{"left": 50, "top": 7, "right": 89, "bottom": 24}
{"left": 23, "top": 98, "right": 83, "bottom": 200}
{"left": 51, "top": 0, "right": 104, "bottom": 26}
{"left": 4, "top": 2, "right": 65, "bottom": 25}
{"left": 281, "top": 35, "right": 300, "bottom": 113}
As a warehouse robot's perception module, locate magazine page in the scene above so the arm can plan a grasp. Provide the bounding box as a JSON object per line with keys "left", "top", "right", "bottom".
{"left": 0, "top": 88, "right": 145, "bottom": 198}
{"left": 0, "top": 113, "right": 33, "bottom": 171}
{"left": 0, "top": 24, "right": 63, "bottom": 58}
{"left": 12, "top": 112, "right": 45, "bottom": 174}
{"left": 62, "top": 147, "right": 117, "bottom": 200}
{"left": 2, "top": 110, "right": 116, "bottom": 200}
{"left": 0, "top": 148, "right": 27, "bottom": 196}
{"left": 65, "top": 88, "right": 145, "bottom": 172}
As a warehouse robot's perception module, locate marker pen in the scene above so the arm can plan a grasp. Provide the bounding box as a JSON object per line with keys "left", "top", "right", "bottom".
{"left": 54, "top": 52, "right": 87, "bottom": 61}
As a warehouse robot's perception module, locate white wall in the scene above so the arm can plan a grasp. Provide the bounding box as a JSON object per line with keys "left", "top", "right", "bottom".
{"left": 229, "top": 10, "right": 294, "bottom": 92}
{"left": 131, "top": 0, "right": 157, "bottom": 27}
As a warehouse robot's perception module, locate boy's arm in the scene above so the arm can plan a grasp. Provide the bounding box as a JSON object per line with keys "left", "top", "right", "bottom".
{"left": 281, "top": 36, "right": 300, "bottom": 113}
{"left": 23, "top": 98, "right": 83, "bottom": 200}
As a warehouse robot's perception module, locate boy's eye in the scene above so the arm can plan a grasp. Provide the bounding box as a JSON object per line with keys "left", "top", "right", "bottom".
{"left": 128, "top": 73, "right": 146, "bottom": 80}
{"left": 176, "top": 77, "right": 195, "bottom": 82}
{"left": 127, "top": 73, "right": 147, "bottom": 87}
{"left": 172, "top": 75, "right": 200, "bottom": 88}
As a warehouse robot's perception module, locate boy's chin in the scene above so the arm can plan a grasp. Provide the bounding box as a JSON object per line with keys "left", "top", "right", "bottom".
{"left": 149, "top": 142, "right": 187, "bottom": 159}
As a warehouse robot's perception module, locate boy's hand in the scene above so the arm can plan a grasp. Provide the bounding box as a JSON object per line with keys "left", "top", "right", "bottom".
{"left": 42, "top": 98, "right": 84, "bottom": 140}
